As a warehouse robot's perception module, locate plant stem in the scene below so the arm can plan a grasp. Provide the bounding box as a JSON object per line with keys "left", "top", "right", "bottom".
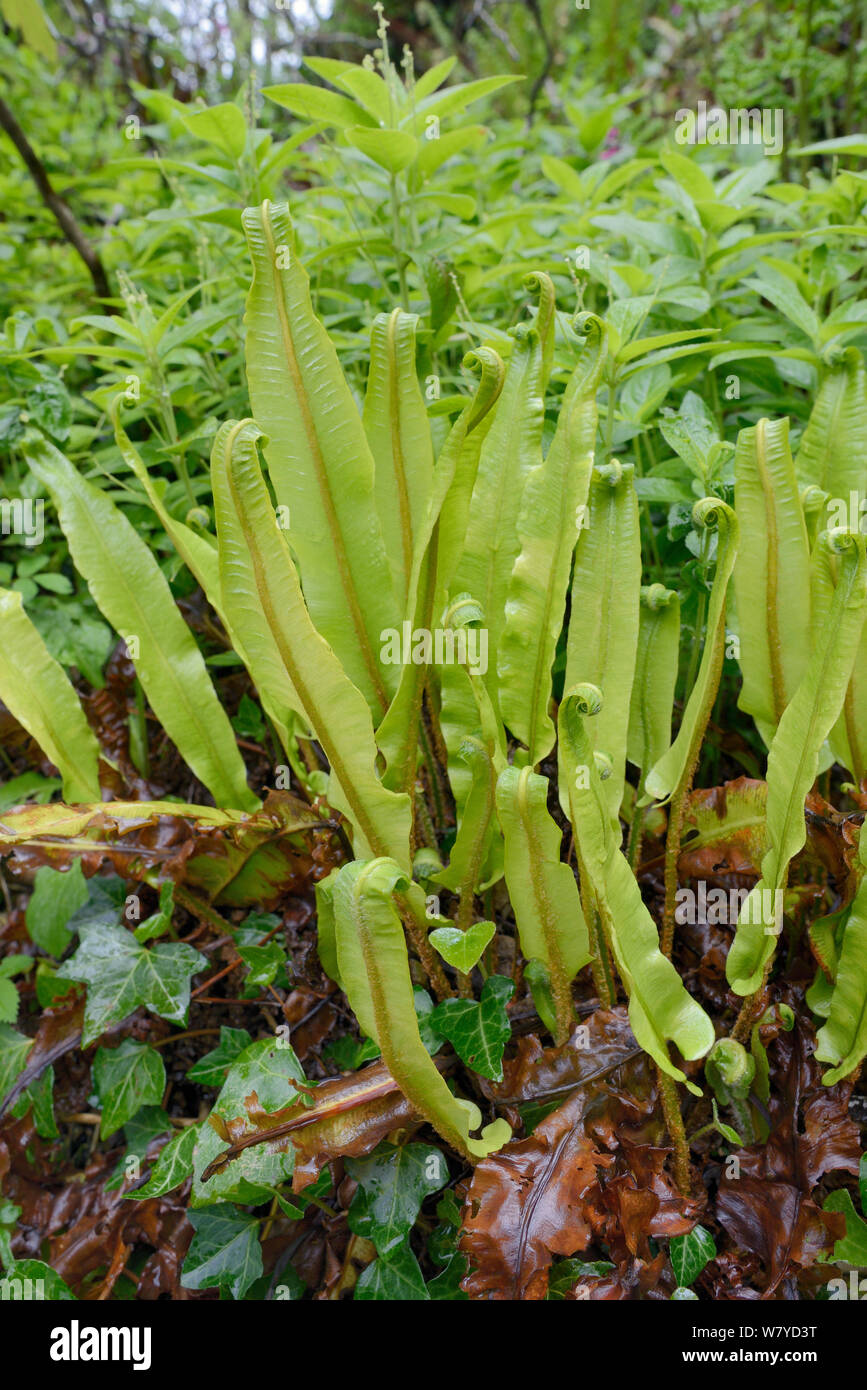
{"left": 390, "top": 174, "right": 409, "bottom": 309}
{"left": 656, "top": 1066, "right": 691, "bottom": 1196}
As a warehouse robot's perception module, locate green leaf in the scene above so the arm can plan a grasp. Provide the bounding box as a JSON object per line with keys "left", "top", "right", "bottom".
{"left": 0, "top": 1261, "right": 74, "bottom": 1300}
{"left": 795, "top": 348, "right": 867, "bottom": 519}
{"left": 669, "top": 1224, "right": 715, "bottom": 1286}
{"left": 0, "top": 589, "right": 101, "bottom": 803}
{"left": 25, "top": 861, "right": 89, "bottom": 957}
{"left": 733, "top": 418, "right": 811, "bottom": 743}
{"left": 346, "top": 126, "right": 418, "bottom": 173}
{"left": 105, "top": 1105, "right": 172, "bottom": 1191}
{"left": 671, "top": 1286, "right": 699, "bottom": 1300}
{"left": 191, "top": 1037, "right": 306, "bottom": 1206}
{"left": 824, "top": 1188, "right": 867, "bottom": 1266}
{"left": 450, "top": 278, "right": 556, "bottom": 702}
{"left": 499, "top": 313, "right": 607, "bottom": 765}
{"left": 181, "top": 1206, "right": 263, "bottom": 1301}
{"left": 210, "top": 417, "right": 411, "bottom": 867}
{"left": 430, "top": 975, "right": 514, "bottom": 1082}
{"left": 562, "top": 460, "right": 641, "bottom": 819}
{"left": 322, "top": 1034, "right": 381, "bottom": 1070}
{"left": 186, "top": 1026, "right": 252, "bottom": 1086}
{"left": 330, "top": 858, "right": 511, "bottom": 1159}
{"left": 262, "top": 83, "right": 377, "bottom": 130}
{"left": 743, "top": 264, "right": 819, "bottom": 343}
{"left": 347, "top": 1143, "right": 448, "bottom": 1255}
{"left": 0, "top": 1024, "right": 31, "bottom": 1102}
{"left": 0, "top": 0, "right": 57, "bottom": 61}
{"left": 237, "top": 942, "right": 285, "bottom": 989}
{"left": 92, "top": 1039, "right": 166, "bottom": 1138}
{"left": 375, "top": 349, "right": 505, "bottom": 799}
{"left": 429, "top": 921, "right": 495, "bottom": 974}
{"left": 496, "top": 764, "right": 590, "bottom": 1043}
{"left": 24, "top": 436, "right": 257, "bottom": 812}
{"left": 434, "top": 736, "right": 501, "bottom": 896}
{"left": 63, "top": 923, "right": 206, "bottom": 1045}
{"left": 728, "top": 532, "right": 867, "bottom": 995}
{"left": 559, "top": 687, "right": 714, "bottom": 1088}
{"left": 407, "top": 74, "right": 524, "bottom": 129}
{"left": 627, "top": 585, "right": 681, "bottom": 791}
{"left": 816, "top": 825, "right": 867, "bottom": 1083}
{"left": 363, "top": 309, "right": 433, "bottom": 611}
{"left": 241, "top": 201, "right": 400, "bottom": 716}
{"left": 127, "top": 1124, "right": 199, "bottom": 1199}
{"left": 183, "top": 103, "right": 247, "bottom": 159}
{"left": 0, "top": 981, "right": 18, "bottom": 1025}
{"left": 644, "top": 500, "right": 739, "bottom": 804}
{"left": 133, "top": 881, "right": 174, "bottom": 945}
{"left": 355, "top": 1239, "right": 429, "bottom": 1300}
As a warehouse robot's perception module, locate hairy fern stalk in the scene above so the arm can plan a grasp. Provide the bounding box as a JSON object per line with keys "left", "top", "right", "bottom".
{"left": 4, "top": 198, "right": 867, "bottom": 1182}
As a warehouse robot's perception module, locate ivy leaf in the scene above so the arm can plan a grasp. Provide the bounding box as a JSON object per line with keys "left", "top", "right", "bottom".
{"left": 105, "top": 1106, "right": 173, "bottom": 1192}
{"left": 92, "top": 1039, "right": 167, "bottom": 1138}
{"left": 413, "top": 988, "right": 443, "bottom": 1055}
{"left": 231, "top": 692, "right": 266, "bottom": 740}
{"left": 430, "top": 975, "right": 514, "bottom": 1081}
{"left": 323, "top": 1034, "right": 381, "bottom": 1070}
{"left": 25, "top": 861, "right": 88, "bottom": 956}
{"left": 524, "top": 958, "right": 557, "bottom": 1036}
{"left": 347, "top": 1143, "right": 448, "bottom": 1255}
{"left": 355, "top": 1239, "right": 429, "bottom": 1301}
{"left": 180, "top": 1206, "right": 263, "bottom": 1301}
{"left": 547, "top": 1259, "right": 616, "bottom": 1299}
{"left": 669, "top": 1224, "right": 716, "bottom": 1287}
{"left": 0, "top": 1259, "right": 75, "bottom": 1300}
{"left": 671, "top": 1286, "right": 700, "bottom": 1300}
{"left": 67, "top": 876, "right": 127, "bottom": 935}
{"left": 0, "top": 1023, "right": 32, "bottom": 1101}
{"left": 237, "top": 941, "right": 284, "bottom": 989}
{"left": 63, "top": 923, "right": 206, "bottom": 1044}
{"left": 10, "top": 1064, "right": 57, "bottom": 1139}
{"left": 824, "top": 1188, "right": 867, "bottom": 1265}
{"left": 427, "top": 1251, "right": 469, "bottom": 1300}
{"left": 191, "top": 1038, "right": 307, "bottom": 1207}
{"left": 429, "top": 921, "right": 495, "bottom": 974}
{"left": 127, "top": 1124, "right": 200, "bottom": 1200}
{"left": 133, "top": 882, "right": 175, "bottom": 945}
{"left": 186, "top": 1026, "right": 252, "bottom": 1086}
{"left": 0, "top": 979, "right": 18, "bottom": 1025}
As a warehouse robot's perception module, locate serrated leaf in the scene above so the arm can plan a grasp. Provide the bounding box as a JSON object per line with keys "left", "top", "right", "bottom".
{"left": 0, "top": 1024, "right": 32, "bottom": 1102}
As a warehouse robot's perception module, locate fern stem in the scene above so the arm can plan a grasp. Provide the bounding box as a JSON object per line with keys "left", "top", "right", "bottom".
{"left": 656, "top": 1067, "right": 691, "bottom": 1196}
